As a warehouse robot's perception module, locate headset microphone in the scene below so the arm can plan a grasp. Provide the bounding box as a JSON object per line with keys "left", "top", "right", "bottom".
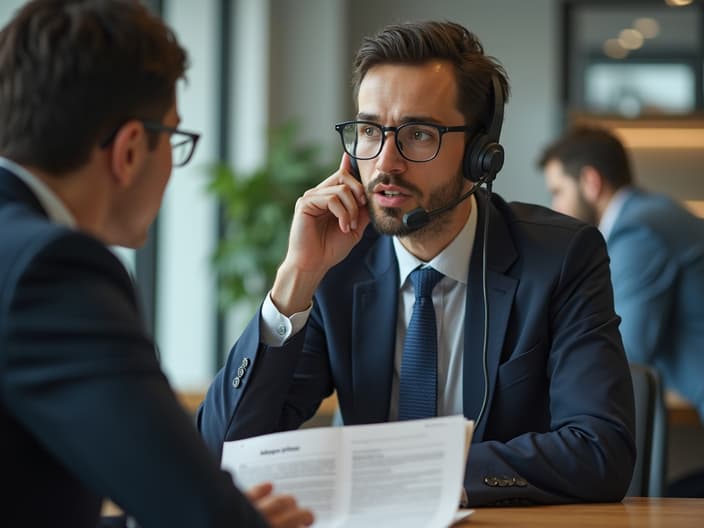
{"left": 402, "top": 175, "right": 489, "bottom": 231}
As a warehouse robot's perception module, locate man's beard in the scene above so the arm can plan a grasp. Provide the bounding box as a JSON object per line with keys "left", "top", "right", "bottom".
{"left": 366, "top": 171, "right": 466, "bottom": 238}
{"left": 574, "top": 189, "right": 599, "bottom": 226}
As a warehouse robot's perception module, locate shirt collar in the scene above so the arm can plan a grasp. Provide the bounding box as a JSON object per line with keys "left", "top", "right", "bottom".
{"left": 0, "top": 156, "right": 77, "bottom": 228}
{"left": 393, "top": 194, "right": 477, "bottom": 287}
{"left": 599, "top": 186, "right": 634, "bottom": 241}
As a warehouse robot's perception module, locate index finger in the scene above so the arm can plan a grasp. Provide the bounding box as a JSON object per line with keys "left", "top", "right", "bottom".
{"left": 246, "top": 482, "right": 274, "bottom": 502}
{"left": 338, "top": 153, "right": 366, "bottom": 205}
{"left": 339, "top": 152, "right": 353, "bottom": 174}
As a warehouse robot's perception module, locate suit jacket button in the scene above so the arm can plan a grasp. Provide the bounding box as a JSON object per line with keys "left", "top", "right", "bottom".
{"left": 237, "top": 367, "right": 245, "bottom": 377}
{"left": 241, "top": 358, "right": 250, "bottom": 368}
{"left": 484, "top": 476, "right": 499, "bottom": 487}
{"left": 232, "top": 376, "right": 241, "bottom": 388}
{"left": 515, "top": 477, "right": 527, "bottom": 487}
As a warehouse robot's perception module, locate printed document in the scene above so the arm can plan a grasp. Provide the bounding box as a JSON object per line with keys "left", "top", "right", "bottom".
{"left": 221, "top": 415, "right": 474, "bottom": 528}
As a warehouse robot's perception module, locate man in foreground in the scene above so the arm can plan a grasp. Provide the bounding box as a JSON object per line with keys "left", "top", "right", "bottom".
{"left": 0, "top": 1, "right": 312, "bottom": 526}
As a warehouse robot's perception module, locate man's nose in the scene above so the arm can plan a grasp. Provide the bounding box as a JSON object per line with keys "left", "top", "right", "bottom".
{"left": 375, "top": 131, "right": 406, "bottom": 174}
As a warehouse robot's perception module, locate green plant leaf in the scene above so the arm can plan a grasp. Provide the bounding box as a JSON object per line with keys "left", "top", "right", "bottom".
{"left": 205, "top": 119, "right": 337, "bottom": 312}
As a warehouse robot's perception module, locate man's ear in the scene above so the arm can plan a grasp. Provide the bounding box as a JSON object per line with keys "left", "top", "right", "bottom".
{"left": 578, "top": 165, "right": 603, "bottom": 203}
{"left": 108, "top": 120, "right": 148, "bottom": 188}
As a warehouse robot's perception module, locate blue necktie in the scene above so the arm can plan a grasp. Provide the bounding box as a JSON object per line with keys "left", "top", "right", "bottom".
{"left": 398, "top": 267, "right": 444, "bottom": 420}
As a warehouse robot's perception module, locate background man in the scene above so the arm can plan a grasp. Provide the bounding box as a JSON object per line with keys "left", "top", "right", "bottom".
{"left": 0, "top": 1, "right": 312, "bottom": 527}
{"left": 199, "top": 21, "right": 635, "bottom": 506}
{"left": 539, "top": 126, "right": 704, "bottom": 424}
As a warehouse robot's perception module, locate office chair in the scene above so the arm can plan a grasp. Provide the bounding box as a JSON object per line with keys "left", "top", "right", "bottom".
{"left": 626, "top": 362, "right": 668, "bottom": 497}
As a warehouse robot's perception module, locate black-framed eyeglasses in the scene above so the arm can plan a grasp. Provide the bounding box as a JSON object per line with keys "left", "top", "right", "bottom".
{"left": 140, "top": 121, "right": 201, "bottom": 167}
{"left": 334, "top": 120, "right": 472, "bottom": 163}
{"left": 100, "top": 120, "right": 201, "bottom": 168}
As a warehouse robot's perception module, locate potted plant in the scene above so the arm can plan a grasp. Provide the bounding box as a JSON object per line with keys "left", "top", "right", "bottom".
{"left": 206, "top": 119, "right": 337, "bottom": 317}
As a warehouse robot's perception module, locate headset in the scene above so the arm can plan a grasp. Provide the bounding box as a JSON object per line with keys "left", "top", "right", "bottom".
{"left": 463, "top": 74, "right": 505, "bottom": 183}
{"left": 347, "top": 74, "right": 505, "bottom": 428}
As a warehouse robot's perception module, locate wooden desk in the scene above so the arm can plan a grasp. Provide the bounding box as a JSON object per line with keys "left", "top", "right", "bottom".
{"left": 178, "top": 390, "right": 701, "bottom": 428}
{"left": 455, "top": 498, "right": 704, "bottom": 527}
{"left": 666, "top": 391, "right": 701, "bottom": 427}
{"left": 177, "top": 390, "right": 205, "bottom": 415}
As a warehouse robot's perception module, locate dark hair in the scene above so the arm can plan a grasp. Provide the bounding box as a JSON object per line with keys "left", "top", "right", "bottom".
{"left": 0, "top": 0, "right": 188, "bottom": 173}
{"left": 351, "top": 21, "right": 509, "bottom": 130}
{"left": 538, "top": 126, "right": 633, "bottom": 189}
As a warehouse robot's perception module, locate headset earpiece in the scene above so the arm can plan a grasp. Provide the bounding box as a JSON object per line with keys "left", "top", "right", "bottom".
{"left": 462, "top": 75, "right": 505, "bottom": 182}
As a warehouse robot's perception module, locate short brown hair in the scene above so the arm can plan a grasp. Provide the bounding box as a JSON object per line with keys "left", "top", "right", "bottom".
{"left": 351, "top": 21, "right": 509, "bottom": 129}
{"left": 538, "top": 126, "right": 633, "bottom": 189}
{"left": 0, "top": 0, "right": 188, "bottom": 173}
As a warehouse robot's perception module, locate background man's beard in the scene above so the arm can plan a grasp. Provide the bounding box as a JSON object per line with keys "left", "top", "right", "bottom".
{"left": 574, "top": 191, "right": 599, "bottom": 226}
{"left": 367, "top": 173, "right": 465, "bottom": 237}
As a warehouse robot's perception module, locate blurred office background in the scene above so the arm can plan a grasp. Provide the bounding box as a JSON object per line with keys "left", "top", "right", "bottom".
{"left": 1, "top": 0, "right": 702, "bottom": 489}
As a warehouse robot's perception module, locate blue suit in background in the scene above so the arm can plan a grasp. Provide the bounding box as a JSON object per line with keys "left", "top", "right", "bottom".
{"left": 607, "top": 190, "right": 704, "bottom": 420}
{"left": 198, "top": 190, "right": 636, "bottom": 507}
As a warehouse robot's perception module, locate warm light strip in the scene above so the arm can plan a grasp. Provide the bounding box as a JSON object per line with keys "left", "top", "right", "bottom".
{"left": 685, "top": 201, "right": 704, "bottom": 219}
{"left": 612, "top": 128, "right": 704, "bottom": 149}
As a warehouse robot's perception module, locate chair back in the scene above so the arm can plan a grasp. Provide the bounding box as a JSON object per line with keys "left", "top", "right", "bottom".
{"left": 627, "top": 362, "right": 668, "bottom": 496}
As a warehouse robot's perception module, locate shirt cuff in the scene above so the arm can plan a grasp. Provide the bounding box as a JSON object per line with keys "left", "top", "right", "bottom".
{"left": 260, "top": 291, "right": 313, "bottom": 346}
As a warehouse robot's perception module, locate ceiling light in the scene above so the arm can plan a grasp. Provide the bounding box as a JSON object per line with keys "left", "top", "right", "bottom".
{"left": 619, "top": 29, "right": 644, "bottom": 50}
{"left": 603, "top": 38, "right": 628, "bottom": 59}
{"left": 633, "top": 18, "right": 660, "bottom": 39}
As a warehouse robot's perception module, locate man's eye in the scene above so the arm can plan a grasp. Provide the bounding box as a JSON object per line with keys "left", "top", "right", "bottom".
{"left": 406, "top": 126, "right": 437, "bottom": 142}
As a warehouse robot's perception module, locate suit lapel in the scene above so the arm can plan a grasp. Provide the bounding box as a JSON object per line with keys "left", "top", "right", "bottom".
{"left": 351, "top": 235, "right": 399, "bottom": 423}
{"left": 463, "top": 191, "right": 517, "bottom": 441}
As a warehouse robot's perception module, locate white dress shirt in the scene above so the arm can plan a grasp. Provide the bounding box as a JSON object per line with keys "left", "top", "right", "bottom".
{"left": 0, "top": 156, "right": 77, "bottom": 227}
{"left": 261, "top": 195, "right": 478, "bottom": 421}
{"left": 599, "top": 186, "right": 633, "bottom": 241}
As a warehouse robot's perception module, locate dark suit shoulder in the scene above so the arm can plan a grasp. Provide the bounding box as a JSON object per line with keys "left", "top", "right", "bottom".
{"left": 502, "top": 197, "right": 606, "bottom": 253}
{"left": 0, "top": 205, "right": 138, "bottom": 349}
{"left": 504, "top": 198, "right": 591, "bottom": 233}
{"left": 0, "top": 202, "right": 133, "bottom": 302}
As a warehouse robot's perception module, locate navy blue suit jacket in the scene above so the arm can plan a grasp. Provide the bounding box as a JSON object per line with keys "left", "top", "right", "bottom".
{"left": 199, "top": 191, "right": 636, "bottom": 506}
{"left": 0, "top": 168, "right": 267, "bottom": 527}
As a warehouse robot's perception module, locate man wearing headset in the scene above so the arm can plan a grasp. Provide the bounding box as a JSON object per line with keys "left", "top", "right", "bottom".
{"left": 199, "top": 21, "right": 636, "bottom": 506}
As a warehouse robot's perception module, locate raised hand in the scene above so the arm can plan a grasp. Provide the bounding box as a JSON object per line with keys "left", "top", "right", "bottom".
{"left": 270, "top": 154, "right": 370, "bottom": 315}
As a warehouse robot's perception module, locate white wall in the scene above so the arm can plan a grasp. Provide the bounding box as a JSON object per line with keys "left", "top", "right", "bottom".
{"left": 0, "top": 0, "right": 23, "bottom": 22}
{"left": 269, "top": 0, "right": 348, "bottom": 158}
{"left": 156, "top": 0, "right": 220, "bottom": 391}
